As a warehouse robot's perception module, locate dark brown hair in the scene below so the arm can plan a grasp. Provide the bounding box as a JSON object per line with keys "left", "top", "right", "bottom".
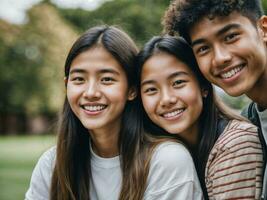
{"left": 163, "top": 0, "right": 264, "bottom": 43}
{"left": 50, "top": 25, "right": 164, "bottom": 200}
{"left": 137, "top": 35, "right": 246, "bottom": 199}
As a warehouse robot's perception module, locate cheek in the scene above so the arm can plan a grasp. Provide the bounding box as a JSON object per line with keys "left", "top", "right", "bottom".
{"left": 190, "top": 93, "right": 203, "bottom": 117}
{"left": 198, "top": 61, "right": 209, "bottom": 75}
{"left": 196, "top": 56, "right": 212, "bottom": 74}
{"left": 103, "top": 85, "right": 129, "bottom": 102}
{"left": 141, "top": 95, "right": 157, "bottom": 115}
{"left": 66, "top": 86, "right": 78, "bottom": 103}
{"left": 180, "top": 87, "right": 203, "bottom": 108}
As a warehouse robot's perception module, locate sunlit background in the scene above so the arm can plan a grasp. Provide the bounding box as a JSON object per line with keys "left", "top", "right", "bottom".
{"left": 0, "top": 0, "right": 266, "bottom": 199}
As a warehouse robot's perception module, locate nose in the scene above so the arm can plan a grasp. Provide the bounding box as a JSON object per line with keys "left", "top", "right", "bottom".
{"left": 83, "top": 81, "right": 101, "bottom": 100}
{"left": 212, "top": 44, "right": 232, "bottom": 68}
{"left": 159, "top": 88, "right": 177, "bottom": 108}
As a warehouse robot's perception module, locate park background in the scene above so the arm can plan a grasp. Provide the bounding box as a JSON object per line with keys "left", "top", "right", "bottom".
{"left": 0, "top": 0, "right": 267, "bottom": 199}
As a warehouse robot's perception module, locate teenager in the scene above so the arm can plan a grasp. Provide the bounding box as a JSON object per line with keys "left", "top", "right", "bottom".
{"left": 25, "top": 26, "right": 203, "bottom": 200}
{"left": 137, "top": 35, "right": 263, "bottom": 199}
{"left": 163, "top": 0, "right": 267, "bottom": 199}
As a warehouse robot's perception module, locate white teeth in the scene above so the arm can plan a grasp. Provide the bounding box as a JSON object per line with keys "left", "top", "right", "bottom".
{"left": 163, "top": 109, "right": 184, "bottom": 118}
{"left": 221, "top": 65, "right": 243, "bottom": 79}
{"left": 84, "top": 105, "right": 106, "bottom": 111}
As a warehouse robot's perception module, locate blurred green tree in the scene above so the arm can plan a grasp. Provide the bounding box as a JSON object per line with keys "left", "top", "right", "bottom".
{"left": 57, "top": 0, "right": 170, "bottom": 45}
{"left": 0, "top": 3, "right": 78, "bottom": 134}
{"left": 0, "top": 0, "right": 266, "bottom": 134}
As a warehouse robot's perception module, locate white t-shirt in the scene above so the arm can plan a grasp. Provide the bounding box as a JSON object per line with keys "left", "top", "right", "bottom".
{"left": 25, "top": 142, "right": 203, "bottom": 200}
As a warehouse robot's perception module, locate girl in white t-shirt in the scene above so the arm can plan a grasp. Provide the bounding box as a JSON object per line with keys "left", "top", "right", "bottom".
{"left": 25, "top": 26, "right": 203, "bottom": 200}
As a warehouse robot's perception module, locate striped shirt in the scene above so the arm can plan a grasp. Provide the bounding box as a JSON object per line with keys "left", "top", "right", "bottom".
{"left": 206, "top": 119, "right": 263, "bottom": 200}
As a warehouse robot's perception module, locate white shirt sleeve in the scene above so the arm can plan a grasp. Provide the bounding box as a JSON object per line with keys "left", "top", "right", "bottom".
{"left": 144, "top": 142, "right": 203, "bottom": 200}
{"left": 25, "top": 147, "right": 56, "bottom": 200}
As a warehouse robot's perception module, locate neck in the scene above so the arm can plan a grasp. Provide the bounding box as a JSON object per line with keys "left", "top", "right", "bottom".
{"left": 247, "top": 69, "right": 267, "bottom": 109}
{"left": 182, "top": 124, "right": 199, "bottom": 147}
{"left": 90, "top": 123, "right": 121, "bottom": 158}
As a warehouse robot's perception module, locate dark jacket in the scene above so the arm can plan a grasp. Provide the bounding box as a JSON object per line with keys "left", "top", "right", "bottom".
{"left": 242, "top": 102, "right": 267, "bottom": 200}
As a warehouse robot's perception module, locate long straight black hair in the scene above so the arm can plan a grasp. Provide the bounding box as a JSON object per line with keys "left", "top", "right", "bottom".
{"left": 50, "top": 25, "right": 153, "bottom": 200}
{"left": 137, "top": 35, "right": 244, "bottom": 199}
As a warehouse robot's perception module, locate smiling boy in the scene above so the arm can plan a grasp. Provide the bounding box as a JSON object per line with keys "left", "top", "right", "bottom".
{"left": 163, "top": 0, "right": 267, "bottom": 199}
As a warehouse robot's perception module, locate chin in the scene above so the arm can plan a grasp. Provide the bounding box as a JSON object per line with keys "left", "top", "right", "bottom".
{"left": 165, "top": 129, "right": 180, "bottom": 135}
{"left": 229, "top": 90, "right": 247, "bottom": 97}
{"left": 223, "top": 87, "right": 245, "bottom": 97}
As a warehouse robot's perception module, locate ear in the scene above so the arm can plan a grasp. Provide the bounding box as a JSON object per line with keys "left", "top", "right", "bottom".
{"left": 64, "top": 77, "right": 68, "bottom": 86}
{"left": 127, "top": 87, "right": 137, "bottom": 101}
{"left": 201, "top": 88, "right": 208, "bottom": 98}
{"left": 259, "top": 15, "right": 267, "bottom": 42}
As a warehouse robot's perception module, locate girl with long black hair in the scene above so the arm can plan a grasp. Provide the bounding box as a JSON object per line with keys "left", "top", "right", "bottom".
{"left": 25, "top": 26, "right": 203, "bottom": 200}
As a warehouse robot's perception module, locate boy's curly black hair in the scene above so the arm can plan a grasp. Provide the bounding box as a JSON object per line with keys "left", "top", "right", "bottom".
{"left": 163, "top": 0, "right": 264, "bottom": 43}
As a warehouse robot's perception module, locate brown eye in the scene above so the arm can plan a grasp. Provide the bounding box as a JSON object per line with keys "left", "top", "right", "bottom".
{"left": 101, "top": 77, "right": 115, "bottom": 84}
{"left": 173, "top": 80, "right": 186, "bottom": 87}
{"left": 143, "top": 87, "right": 157, "bottom": 95}
{"left": 225, "top": 33, "right": 239, "bottom": 42}
{"left": 196, "top": 45, "right": 209, "bottom": 55}
{"left": 71, "top": 77, "right": 85, "bottom": 84}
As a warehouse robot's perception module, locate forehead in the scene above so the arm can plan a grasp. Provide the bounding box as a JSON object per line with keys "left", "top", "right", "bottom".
{"left": 70, "top": 46, "right": 124, "bottom": 73}
{"left": 189, "top": 12, "right": 256, "bottom": 41}
{"left": 141, "top": 53, "right": 192, "bottom": 80}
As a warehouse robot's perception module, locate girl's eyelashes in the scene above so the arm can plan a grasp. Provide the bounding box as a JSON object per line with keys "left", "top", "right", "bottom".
{"left": 141, "top": 79, "right": 187, "bottom": 94}
{"left": 70, "top": 76, "right": 85, "bottom": 84}
{"left": 101, "top": 76, "right": 116, "bottom": 84}
{"left": 143, "top": 87, "right": 157, "bottom": 95}
{"left": 172, "top": 79, "right": 187, "bottom": 87}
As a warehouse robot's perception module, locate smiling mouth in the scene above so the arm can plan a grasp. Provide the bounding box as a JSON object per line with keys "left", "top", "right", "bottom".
{"left": 220, "top": 64, "right": 245, "bottom": 79}
{"left": 81, "top": 105, "right": 107, "bottom": 112}
{"left": 161, "top": 108, "right": 185, "bottom": 119}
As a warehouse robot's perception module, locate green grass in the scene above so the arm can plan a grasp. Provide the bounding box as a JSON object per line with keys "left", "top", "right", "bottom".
{"left": 0, "top": 135, "right": 56, "bottom": 200}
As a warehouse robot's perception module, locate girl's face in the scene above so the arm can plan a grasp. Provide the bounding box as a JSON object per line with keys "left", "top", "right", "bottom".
{"left": 67, "top": 46, "right": 133, "bottom": 134}
{"left": 141, "top": 52, "right": 204, "bottom": 144}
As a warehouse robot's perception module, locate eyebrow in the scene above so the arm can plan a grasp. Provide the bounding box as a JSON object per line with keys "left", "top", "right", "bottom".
{"left": 191, "top": 23, "right": 241, "bottom": 47}
{"left": 69, "top": 68, "right": 86, "bottom": 74}
{"left": 69, "top": 67, "right": 120, "bottom": 75}
{"left": 141, "top": 71, "right": 188, "bottom": 87}
{"left": 99, "top": 68, "right": 120, "bottom": 75}
{"left": 141, "top": 79, "right": 156, "bottom": 87}
{"left": 168, "top": 71, "right": 188, "bottom": 80}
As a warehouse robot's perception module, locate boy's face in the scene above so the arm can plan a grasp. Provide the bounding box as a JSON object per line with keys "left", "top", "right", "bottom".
{"left": 189, "top": 12, "right": 267, "bottom": 97}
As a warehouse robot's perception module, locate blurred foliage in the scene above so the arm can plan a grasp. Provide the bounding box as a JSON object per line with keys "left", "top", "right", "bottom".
{"left": 0, "top": 3, "right": 78, "bottom": 117}
{"left": 218, "top": 92, "right": 251, "bottom": 111}
{"left": 56, "top": 0, "right": 170, "bottom": 46}
{"left": 264, "top": 0, "right": 267, "bottom": 14}
{"left": 0, "top": 0, "right": 267, "bottom": 133}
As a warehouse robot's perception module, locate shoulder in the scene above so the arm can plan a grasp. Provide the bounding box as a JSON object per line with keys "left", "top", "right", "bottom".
{"left": 25, "top": 146, "right": 56, "bottom": 200}
{"left": 148, "top": 141, "right": 198, "bottom": 183}
{"left": 41, "top": 146, "right": 56, "bottom": 160}
{"left": 36, "top": 146, "right": 56, "bottom": 169}
{"left": 31, "top": 145, "right": 56, "bottom": 180}
{"left": 151, "top": 142, "right": 194, "bottom": 170}
{"left": 145, "top": 142, "right": 203, "bottom": 199}
{"left": 32, "top": 146, "right": 56, "bottom": 170}
{"left": 207, "top": 119, "right": 262, "bottom": 170}
{"left": 206, "top": 120, "right": 263, "bottom": 200}
{"left": 217, "top": 119, "right": 260, "bottom": 149}
{"left": 207, "top": 119, "right": 263, "bottom": 169}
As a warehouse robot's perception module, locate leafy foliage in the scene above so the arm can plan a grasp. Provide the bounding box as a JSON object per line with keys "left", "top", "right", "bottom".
{"left": 0, "top": 3, "right": 78, "bottom": 121}
{"left": 0, "top": 0, "right": 266, "bottom": 133}
{"left": 57, "top": 0, "right": 170, "bottom": 45}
